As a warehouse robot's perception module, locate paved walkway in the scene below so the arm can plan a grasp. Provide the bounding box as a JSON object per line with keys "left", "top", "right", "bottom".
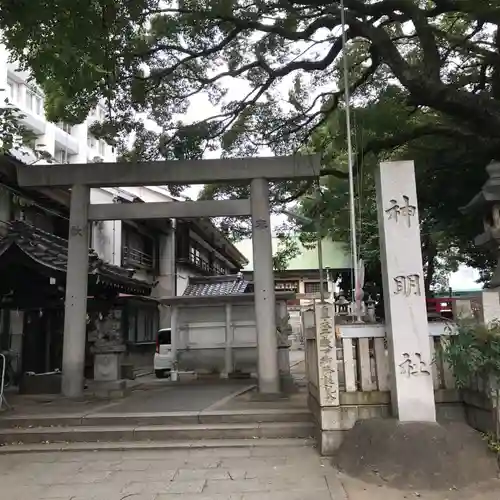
{"left": 0, "top": 444, "right": 345, "bottom": 500}
{"left": 1, "top": 349, "right": 308, "bottom": 421}
{"left": 1, "top": 380, "right": 256, "bottom": 419}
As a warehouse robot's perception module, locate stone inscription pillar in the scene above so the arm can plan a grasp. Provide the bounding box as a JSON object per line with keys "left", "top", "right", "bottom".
{"left": 376, "top": 161, "right": 436, "bottom": 422}
{"left": 62, "top": 184, "right": 90, "bottom": 398}
{"left": 250, "top": 178, "right": 280, "bottom": 394}
{"left": 315, "top": 302, "right": 339, "bottom": 406}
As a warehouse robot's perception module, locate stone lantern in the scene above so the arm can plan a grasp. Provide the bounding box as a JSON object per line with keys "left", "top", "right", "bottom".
{"left": 462, "top": 161, "right": 500, "bottom": 288}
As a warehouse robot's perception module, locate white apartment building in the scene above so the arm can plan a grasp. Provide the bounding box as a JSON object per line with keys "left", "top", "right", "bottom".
{"left": 0, "top": 45, "right": 115, "bottom": 164}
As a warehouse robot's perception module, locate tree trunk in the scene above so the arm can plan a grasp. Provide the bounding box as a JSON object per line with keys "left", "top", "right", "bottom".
{"left": 422, "top": 234, "right": 437, "bottom": 295}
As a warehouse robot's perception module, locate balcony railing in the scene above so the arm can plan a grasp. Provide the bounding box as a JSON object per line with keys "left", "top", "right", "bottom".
{"left": 189, "top": 253, "right": 211, "bottom": 273}
{"left": 122, "top": 246, "right": 154, "bottom": 270}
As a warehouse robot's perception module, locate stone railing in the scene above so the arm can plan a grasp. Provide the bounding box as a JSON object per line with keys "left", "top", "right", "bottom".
{"left": 337, "top": 323, "right": 458, "bottom": 405}
{"left": 303, "top": 299, "right": 460, "bottom": 454}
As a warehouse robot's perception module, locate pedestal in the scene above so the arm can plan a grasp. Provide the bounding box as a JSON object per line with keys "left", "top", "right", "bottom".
{"left": 94, "top": 351, "right": 122, "bottom": 381}
{"left": 376, "top": 160, "right": 436, "bottom": 422}
{"left": 90, "top": 344, "right": 128, "bottom": 399}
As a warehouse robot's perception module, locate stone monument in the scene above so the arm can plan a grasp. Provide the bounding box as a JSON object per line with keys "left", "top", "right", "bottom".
{"left": 376, "top": 160, "right": 436, "bottom": 422}
{"left": 89, "top": 310, "right": 128, "bottom": 398}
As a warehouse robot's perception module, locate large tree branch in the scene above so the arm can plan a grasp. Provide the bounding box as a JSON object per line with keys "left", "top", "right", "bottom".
{"left": 320, "top": 122, "right": 489, "bottom": 181}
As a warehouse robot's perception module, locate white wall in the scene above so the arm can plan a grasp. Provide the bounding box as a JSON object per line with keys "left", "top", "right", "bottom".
{"left": 89, "top": 189, "right": 122, "bottom": 266}
{"left": 177, "top": 264, "right": 198, "bottom": 296}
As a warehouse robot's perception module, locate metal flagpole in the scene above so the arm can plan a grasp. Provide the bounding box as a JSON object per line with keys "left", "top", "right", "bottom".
{"left": 340, "top": 0, "right": 361, "bottom": 322}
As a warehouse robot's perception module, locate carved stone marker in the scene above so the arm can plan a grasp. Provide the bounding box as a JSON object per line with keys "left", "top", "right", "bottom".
{"left": 376, "top": 161, "right": 436, "bottom": 422}
{"left": 315, "top": 303, "right": 339, "bottom": 406}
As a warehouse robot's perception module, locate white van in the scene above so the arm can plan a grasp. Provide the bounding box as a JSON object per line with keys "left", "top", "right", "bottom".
{"left": 154, "top": 328, "right": 174, "bottom": 378}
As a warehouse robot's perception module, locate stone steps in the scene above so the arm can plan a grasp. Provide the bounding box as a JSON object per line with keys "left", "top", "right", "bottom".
{"left": 0, "top": 408, "right": 312, "bottom": 429}
{"left": 0, "top": 409, "right": 315, "bottom": 450}
{"left": 0, "top": 437, "right": 316, "bottom": 454}
{"left": 0, "top": 421, "right": 315, "bottom": 446}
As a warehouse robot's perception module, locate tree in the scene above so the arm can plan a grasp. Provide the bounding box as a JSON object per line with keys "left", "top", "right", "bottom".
{"left": 296, "top": 85, "right": 495, "bottom": 291}
{"left": 1, "top": 0, "right": 499, "bottom": 173}
{"left": 1, "top": 0, "right": 497, "bottom": 282}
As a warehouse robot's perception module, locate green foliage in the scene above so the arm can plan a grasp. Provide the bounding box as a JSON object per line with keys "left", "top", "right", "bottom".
{"left": 443, "top": 318, "right": 500, "bottom": 445}
{"left": 0, "top": 98, "right": 52, "bottom": 161}
{"left": 1, "top": 0, "right": 500, "bottom": 162}
{"left": 443, "top": 320, "right": 500, "bottom": 389}
{"left": 272, "top": 228, "right": 300, "bottom": 272}
{"left": 483, "top": 432, "right": 500, "bottom": 454}
{"left": 294, "top": 85, "right": 486, "bottom": 290}
{"left": 0, "top": 0, "right": 498, "bottom": 277}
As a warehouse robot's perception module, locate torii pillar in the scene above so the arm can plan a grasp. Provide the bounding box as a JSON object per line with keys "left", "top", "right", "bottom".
{"left": 250, "top": 178, "right": 280, "bottom": 394}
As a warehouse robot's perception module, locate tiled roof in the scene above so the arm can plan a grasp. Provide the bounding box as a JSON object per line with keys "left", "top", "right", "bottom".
{"left": 0, "top": 220, "right": 152, "bottom": 295}
{"left": 183, "top": 275, "right": 250, "bottom": 297}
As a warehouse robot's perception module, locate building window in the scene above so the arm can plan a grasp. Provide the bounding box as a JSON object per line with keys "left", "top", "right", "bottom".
{"left": 304, "top": 281, "right": 329, "bottom": 294}
{"left": 276, "top": 281, "right": 299, "bottom": 292}
{"left": 57, "top": 122, "right": 73, "bottom": 134}
{"left": 98, "top": 140, "right": 106, "bottom": 156}
{"left": 189, "top": 242, "right": 211, "bottom": 272}
{"left": 125, "top": 304, "right": 158, "bottom": 344}
{"left": 122, "top": 225, "right": 155, "bottom": 271}
{"left": 35, "top": 95, "right": 43, "bottom": 115}
{"left": 213, "top": 260, "right": 227, "bottom": 275}
{"left": 26, "top": 89, "right": 43, "bottom": 114}
{"left": 54, "top": 150, "right": 70, "bottom": 164}
{"left": 7, "top": 79, "right": 19, "bottom": 103}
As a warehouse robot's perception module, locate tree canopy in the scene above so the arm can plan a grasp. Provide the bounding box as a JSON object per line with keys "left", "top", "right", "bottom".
{"left": 0, "top": 0, "right": 498, "bottom": 286}
{"left": 1, "top": 0, "right": 499, "bottom": 168}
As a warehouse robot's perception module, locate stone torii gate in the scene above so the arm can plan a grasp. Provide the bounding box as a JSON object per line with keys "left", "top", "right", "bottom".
{"left": 16, "top": 155, "right": 320, "bottom": 398}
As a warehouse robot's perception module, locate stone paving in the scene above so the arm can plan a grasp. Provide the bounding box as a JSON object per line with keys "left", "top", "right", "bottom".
{"left": 0, "top": 444, "right": 345, "bottom": 500}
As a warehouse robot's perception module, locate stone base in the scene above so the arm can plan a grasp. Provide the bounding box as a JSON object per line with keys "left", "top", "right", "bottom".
{"left": 86, "top": 380, "right": 130, "bottom": 399}
{"left": 308, "top": 394, "right": 391, "bottom": 456}
{"left": 93, "top": 350, "right": 124, "bottom": 382}
{"left": 308, "top": 394, "right": 466, "bottom": 456}
{"left": 249, "top": 391, "right": 289, "bottom": 402}
{"left": 316, "top": 428, "right": 345, "bottom": 455}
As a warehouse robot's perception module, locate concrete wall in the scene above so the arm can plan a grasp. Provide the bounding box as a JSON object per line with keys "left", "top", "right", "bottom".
{"left": 174, "top": 299, "right": 291, "bottom": 375}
